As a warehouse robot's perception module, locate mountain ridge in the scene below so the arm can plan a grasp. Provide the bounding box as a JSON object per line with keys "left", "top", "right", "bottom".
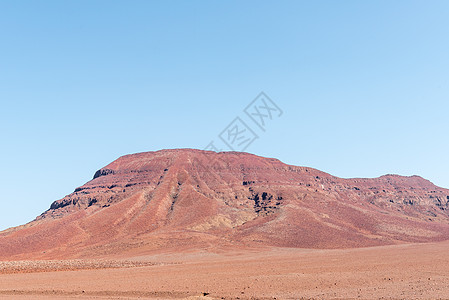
{"left": 1, "top": 149, "right": 448, "bottom": 260}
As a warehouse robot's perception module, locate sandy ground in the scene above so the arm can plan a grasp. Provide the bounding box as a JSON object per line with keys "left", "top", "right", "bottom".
{"left": 1, "top": 241, "right": 449, "bottom": 299}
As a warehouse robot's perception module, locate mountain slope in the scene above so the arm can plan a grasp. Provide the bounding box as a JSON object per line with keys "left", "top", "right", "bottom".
{"left": 1, "top": 149, "right": 449, "bottom": 260}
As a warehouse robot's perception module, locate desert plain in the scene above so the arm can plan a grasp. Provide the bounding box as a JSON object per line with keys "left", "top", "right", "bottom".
{"left": 1, "top": 240, "right": 449, "bottom": 299}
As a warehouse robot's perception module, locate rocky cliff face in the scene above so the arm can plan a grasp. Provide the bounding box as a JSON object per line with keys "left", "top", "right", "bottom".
{"left": 1, "top": 149, "right": 449, "bottom": 259}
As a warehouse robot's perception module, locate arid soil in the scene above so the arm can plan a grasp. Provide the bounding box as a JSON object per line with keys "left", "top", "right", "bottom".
{"left": 1, "top": 241, "right": 449, "bottom": 299}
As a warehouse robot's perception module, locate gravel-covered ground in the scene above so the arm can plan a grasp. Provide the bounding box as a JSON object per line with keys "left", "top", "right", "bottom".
{"left": 0, "top": 259, "right": 161, "bottom": 274}
{"left": 1, "top": 242, "right": 449, "bottom": 299}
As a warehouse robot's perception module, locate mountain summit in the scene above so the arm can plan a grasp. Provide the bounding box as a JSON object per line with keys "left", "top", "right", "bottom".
{"left": 1, "top": 149, "right": 449, "bottom": 259}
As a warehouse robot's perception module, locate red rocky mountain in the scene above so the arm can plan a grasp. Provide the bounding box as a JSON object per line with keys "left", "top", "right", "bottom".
{"left": 1, "top": 149, "right": 449, "bottom": 259}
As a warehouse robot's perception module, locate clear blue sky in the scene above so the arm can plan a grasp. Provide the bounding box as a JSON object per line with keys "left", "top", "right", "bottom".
{"left": 1, "top": 0, "right": 448, "bottom": 231}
